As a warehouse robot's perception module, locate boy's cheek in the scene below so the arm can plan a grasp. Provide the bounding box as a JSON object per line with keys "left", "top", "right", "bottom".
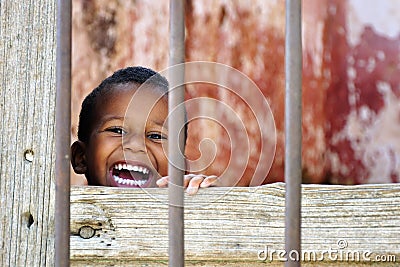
{"left": 156, "top": 157, "right": 168, "bottom": 177}
{"left": 154, "top": 158, "right": 168, "bottom": 177}
{"left": 148, "top": 176, "right": 160, "bottom": 188}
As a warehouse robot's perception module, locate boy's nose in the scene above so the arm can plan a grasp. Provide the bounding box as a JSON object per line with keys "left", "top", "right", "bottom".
{"left": 122, "top": 134, "right": 146, "bottom": 153}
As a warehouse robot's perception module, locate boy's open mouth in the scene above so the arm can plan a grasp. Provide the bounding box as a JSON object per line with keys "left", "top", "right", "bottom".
{"left": 109, "top": 162, "right": 153, "bottom": 187}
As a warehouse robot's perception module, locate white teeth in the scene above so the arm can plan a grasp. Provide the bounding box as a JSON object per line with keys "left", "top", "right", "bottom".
{"left": 115, "top": 176, "right": 121, "bottom": 183}
{"left": 113, "top": 163, "right": 150, "bottom": 174}
{"left": 113, "top": 175, "right": 146, "bottom": 186}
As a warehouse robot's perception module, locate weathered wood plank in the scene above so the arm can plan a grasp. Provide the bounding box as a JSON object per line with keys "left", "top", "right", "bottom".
{"left": 70, "top": 183, "right": 400, "bottom": 266}
{"left": 0, "top": 1, "right": 56, "bottom": 266}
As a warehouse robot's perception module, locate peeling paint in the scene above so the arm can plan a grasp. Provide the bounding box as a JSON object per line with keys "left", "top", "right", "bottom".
{"left": 326, "top": 0, "right": 400, "bottom": 184}
{"left": 337, "top": 82, "right": 400, "bottom": 183}
{"left": 347, "top": 0, "right": 400, "bottom": 46}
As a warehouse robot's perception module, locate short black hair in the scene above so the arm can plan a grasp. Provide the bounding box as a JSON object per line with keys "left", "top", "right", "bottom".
{"left": 77, "top": 66, "right": 169, "bottom": 143}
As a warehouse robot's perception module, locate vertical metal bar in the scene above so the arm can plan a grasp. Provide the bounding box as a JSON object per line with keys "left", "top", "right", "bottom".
{"left": 285, "top": 0, "right": 302, "bottom": 266}
{"left": 168, "top": 0, "right": 186, "bottom": 266}
{"left": 55, "top": 0, "right": 71, "bottom": 266}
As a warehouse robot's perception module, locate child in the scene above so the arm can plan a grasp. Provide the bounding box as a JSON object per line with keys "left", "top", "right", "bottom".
{"left": 71, "top": 66, "right": 217, "bottom": 194}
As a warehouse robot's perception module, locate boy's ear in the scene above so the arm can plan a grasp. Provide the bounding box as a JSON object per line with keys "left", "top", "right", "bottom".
{"left": 71, "top": 141, "right": 87, "bottom": 174}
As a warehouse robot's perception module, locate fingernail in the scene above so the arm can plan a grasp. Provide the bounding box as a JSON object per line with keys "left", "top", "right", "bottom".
{"left": 201, "top": 179, "right": 212, "bottom": 187}
{"left": 187, "top": 188, "right": 196, "bottom": 194}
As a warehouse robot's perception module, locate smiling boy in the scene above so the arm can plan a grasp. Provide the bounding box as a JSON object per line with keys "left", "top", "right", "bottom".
{"left": 71, "top": 66, "right": 216, "bottom": 194}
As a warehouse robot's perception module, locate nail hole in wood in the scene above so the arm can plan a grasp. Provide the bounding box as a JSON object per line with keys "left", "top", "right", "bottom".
{"left": 23, "top": 212, "right": 34, "bottom": 228}
{"left": 79, "top": 226, "right": 96, "bottom": 239}
{"left": 24, "top": 149, "right": 34, "bottom": 162}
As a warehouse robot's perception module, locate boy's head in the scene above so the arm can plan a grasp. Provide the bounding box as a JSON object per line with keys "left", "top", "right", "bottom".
{"left": 71, "top": 66, "right": 174, "bottom": 187}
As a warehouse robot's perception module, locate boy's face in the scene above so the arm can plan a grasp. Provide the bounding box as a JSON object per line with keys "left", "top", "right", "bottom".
{"left": 74, "top": 83, "right": 169, "bottom": 187}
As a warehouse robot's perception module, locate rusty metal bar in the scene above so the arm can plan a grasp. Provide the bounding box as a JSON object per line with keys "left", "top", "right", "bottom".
{"left": 168, "top": 0, "right": 186, "bottom": 266}
{"left": 55, "top": 0, "right": 72, "bottom": 266}
{"left": 285, "top": 0, "right": 302, "bottom": 266}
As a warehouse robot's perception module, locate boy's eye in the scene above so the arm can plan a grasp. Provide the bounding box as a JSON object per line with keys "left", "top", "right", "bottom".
{"left": 106, "top": 127, "right": 126, "bottom": 135}
{"left": 147, "top": 133, "right": 167, "bottom": 141}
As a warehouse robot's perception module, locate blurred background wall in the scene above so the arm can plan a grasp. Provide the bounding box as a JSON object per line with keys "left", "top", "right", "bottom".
{"left": 71, "top": 0, "right": 400, "bottom": 186}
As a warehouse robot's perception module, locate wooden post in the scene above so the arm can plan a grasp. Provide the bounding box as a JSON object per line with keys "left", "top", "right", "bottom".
{"left": 285, "top": 0, "right": 303, "bottom": 266}
{"left": 55, "top": 0, "right": 72, "bottom": 266}
{"left": 168, "top": 0, "right": 186, "bottom": 266}
{"left": 0, "top": 0, "right": 56, "bottom": 266}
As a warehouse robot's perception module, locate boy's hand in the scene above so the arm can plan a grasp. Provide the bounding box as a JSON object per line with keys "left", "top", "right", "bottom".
{"left": 156, "top": 174, "right": 218, "bottom": 195}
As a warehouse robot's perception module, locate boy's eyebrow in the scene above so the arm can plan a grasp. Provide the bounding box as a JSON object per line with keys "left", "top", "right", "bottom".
{"left": 99, "top": 115, "right": 168, "bottom": 129}
{"left": 100, "top": 115, "right": 125, "bottom": 123}
{"left": 148, "top": 119, "right": 168, "bottom": 129}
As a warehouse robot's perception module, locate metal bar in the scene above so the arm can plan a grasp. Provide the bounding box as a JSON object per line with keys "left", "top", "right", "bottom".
{"left": 285, "top": 0, "right": 302, "bottom": 266}
{"left": 55, "top": 0, "right": 72, "bottom": 266}
{"left": 168, "top": 0, "right": 186, "bottom": 266}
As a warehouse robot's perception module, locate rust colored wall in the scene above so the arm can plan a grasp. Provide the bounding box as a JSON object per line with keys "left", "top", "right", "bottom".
{"left": 71, "top": 0, "right": 400, "bottom": 185}
{"left": 325, "top": 0, "right": 400, "bottom": 184}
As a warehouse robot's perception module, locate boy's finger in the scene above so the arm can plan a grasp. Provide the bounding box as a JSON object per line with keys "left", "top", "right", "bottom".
{"left": 186, "top": 176, "right": 205, "bottom": 195}
{"left": 156, "top": 176, "right": 169, "bottom": 187}
{"left": 200, "top": 175, "right": 218, "bottom": 188}
{"left": 183, "top": 174, "right": 202, "bottom": 187}
{"left": 183, "top": 174, "right": 193, "bottom": 187}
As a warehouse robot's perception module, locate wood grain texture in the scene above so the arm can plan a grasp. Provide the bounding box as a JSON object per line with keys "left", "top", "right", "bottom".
{"left": 0, "top": 1, "right": 56, "bottom": 266}
{"left": 71, "top": 183, "right": 400, "bottom": 266}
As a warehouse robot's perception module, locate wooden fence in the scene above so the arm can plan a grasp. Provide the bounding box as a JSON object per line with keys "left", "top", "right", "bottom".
{"left": 1, "top": 1, "right": 399, "bottom": 266}
{"left": 70, "top": 183, "right": 399, "bottom": 266}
